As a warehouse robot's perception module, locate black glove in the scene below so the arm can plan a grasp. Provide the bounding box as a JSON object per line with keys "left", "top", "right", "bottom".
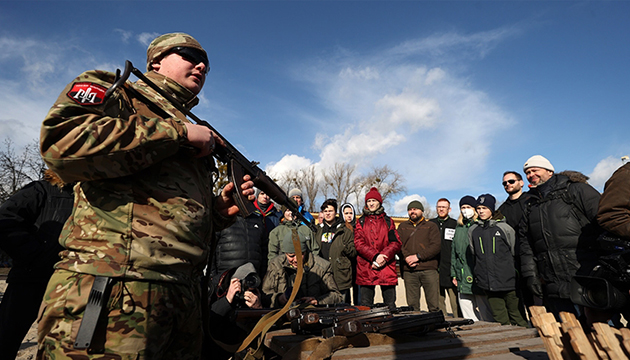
{"left": 526, "top": 277, "right": 543, "bottom": 298}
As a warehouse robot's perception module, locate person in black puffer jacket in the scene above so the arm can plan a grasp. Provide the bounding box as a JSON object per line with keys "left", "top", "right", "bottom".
{"left": 519, "top": 155, "right": 601, "bottom": 321}
{"left": 209, "top": 214, "right": 268, "bottom": 287}
{"left": 0, "top": 169, "right": 74, "bottom": 359}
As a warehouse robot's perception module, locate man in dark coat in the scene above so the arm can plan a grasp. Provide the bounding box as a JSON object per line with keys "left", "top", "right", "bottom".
{"left": 519, "top": 155, "right": 601, "bottom": 321}
{"left": 0, "top": 169, "right": 74, "bottom": 359}
{"left": 497, "top": 171, "right": 534, "bottom": 319}
{"left": 430, "top": 198, "right": 460, "bottom": 317}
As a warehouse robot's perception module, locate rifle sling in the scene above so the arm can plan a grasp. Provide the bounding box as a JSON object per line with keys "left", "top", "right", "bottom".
{"left": 237, "top": 228, "right": 305, "bottom": 354}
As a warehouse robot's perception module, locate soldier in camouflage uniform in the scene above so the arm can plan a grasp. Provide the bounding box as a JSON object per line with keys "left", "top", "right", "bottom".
{"left": 37, "top": 33, "right": 254, "bottom": 359}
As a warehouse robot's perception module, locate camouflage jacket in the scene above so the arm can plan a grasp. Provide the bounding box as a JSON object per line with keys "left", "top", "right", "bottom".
{"left": 40, "top": 69, "right": 232, "bottom": 285}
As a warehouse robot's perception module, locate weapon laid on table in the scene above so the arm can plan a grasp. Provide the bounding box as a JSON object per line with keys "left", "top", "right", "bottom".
{"left": 289, "top": 305, "right": 474, "bottom": 339}
{"left": 104, "top": 61, "right": 317, "bottom": 232}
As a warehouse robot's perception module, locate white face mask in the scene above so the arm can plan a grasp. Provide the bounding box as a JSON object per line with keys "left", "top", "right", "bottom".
{"left": 461, "top": 208, "right": 475, "bottom": 219}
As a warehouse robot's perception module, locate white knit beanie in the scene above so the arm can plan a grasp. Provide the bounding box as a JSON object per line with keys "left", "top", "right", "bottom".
{"left": 523, "top": 155, "right": 555, "bottom": 172}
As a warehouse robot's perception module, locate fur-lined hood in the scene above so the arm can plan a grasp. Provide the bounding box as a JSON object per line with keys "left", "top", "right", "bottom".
{"left": 557, "top": 170, "right": 589, "bottom": 184}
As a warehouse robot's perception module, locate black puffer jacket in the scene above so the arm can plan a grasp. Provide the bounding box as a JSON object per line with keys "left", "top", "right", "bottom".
{"left": 210, "top": 214, "right": 268, "bottom": 281}
{"left": 519, "top": 173, "right": 601, "bottom": 299}
{"left": 0, "top": 171, "right": 74, "bottom": 283}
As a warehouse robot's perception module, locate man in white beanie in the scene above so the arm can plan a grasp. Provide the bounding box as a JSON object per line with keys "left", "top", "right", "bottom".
{"left": 518, "top": 155, "right": 601, "bottom": 323}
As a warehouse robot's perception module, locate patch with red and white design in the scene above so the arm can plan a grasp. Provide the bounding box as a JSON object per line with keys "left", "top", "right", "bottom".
{"left": 67, "top": 82, "right": 107, "bottom": 105}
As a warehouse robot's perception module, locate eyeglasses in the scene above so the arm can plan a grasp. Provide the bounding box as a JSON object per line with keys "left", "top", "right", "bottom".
{"left": 170, "top": 46, "right": 210, "bottom": 74}
{"left": 502, "top": 179, "right": 517, "bottom": 186}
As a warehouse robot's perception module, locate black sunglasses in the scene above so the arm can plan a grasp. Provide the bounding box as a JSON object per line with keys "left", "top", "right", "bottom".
{"left": 502, "top": 179, "right": 517, "bottom": 186}
{"left": 170, "top": 46, "right": 209, "bottom": 73}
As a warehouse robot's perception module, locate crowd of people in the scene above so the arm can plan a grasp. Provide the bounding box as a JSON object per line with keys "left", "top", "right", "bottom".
{"left": 0, "top": 31, "right": 628, "bottom": 360}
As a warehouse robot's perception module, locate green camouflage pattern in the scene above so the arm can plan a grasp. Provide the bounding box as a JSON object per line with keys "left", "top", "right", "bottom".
{"left": 146, "top": 32, "right": 207, "bottom": 71}
{"left": 40, "top": 69, "right": 232, "bottom": 285}
{"left": 37, "top": 270, "right": 203, "bottom": 359}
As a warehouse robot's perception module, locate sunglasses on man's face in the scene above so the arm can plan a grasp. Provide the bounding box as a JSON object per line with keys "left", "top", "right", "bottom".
{"left": 502, "top": 179, "right": 518, "bottom": 186}
{"left": 170, "top": 47, "right": 210, "bottom": 73}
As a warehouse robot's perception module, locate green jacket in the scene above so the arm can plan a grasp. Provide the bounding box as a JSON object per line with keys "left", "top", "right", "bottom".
{"left": 40, "top": 70, "right": 232, "bottom": 285}
{"left": 262, "top": 252, "right": 343, "bottom": 307}
{"left": 313, "top": 221, "right": 357, "bottom": 290}
{"left": 267, "top": 221, "right": 316, "bottom": 263}
{"left": 450, "top": 219, "right": 479, "bottom": 295}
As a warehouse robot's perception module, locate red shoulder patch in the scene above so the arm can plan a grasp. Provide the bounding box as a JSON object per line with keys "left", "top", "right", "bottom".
{"left": 67, "top": 82, "right": 108, "bottom": 105}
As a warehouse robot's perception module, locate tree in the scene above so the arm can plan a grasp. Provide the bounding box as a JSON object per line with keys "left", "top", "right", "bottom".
{"left": 322, "top": 162, "right": 358, "bottom": 204}
{"left": 356, "top": 165, "right": 406, "bottom": 209}
{"left": 0, "top": 138, "right": 46, "bottom": 203}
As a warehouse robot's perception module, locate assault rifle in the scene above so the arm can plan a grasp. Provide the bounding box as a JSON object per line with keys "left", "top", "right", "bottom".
{"left": 104, "top": 61, "right": 317, "bottom": 232}
{"left": 289, "top": 305, "right": 473, "bottom": 338}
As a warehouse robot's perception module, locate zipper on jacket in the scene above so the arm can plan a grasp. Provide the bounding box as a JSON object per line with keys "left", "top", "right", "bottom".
{"left": 478, "top": 237, "right": 484, "bottom": 254}
{"left": 493, "top": 236, "right": 496, "bottom": 254}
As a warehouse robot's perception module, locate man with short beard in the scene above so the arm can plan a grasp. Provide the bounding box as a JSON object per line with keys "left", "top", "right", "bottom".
{"left": 498, "top": 171, "right": 531, "bottom": 235}
{"left": 498, "top": 171, "right": 534, "bottom": 319}
{"left": 398, "top": 200, "right": 441, "bottom": 311}
{"left": 519, "top": 155, "right": 601, "bottom": 321}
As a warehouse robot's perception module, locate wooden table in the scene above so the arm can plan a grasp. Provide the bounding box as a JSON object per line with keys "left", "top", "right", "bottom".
{"left": 263, "top": 319, "right": 549, "bottom": 359}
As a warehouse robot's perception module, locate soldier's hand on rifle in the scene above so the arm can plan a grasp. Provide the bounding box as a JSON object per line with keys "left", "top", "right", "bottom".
{"left": 184, "top": 123, "right": 225, "bottom": 158}
{"left": 216, "top": 174, "right": 255, "bottom": 217}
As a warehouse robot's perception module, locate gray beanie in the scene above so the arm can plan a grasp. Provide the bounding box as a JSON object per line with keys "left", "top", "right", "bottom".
{"left": 523, "top": 155, "right": 555, "bottom": 172}
{"left": 288, "top": 188, "right": 302, "bottom": 198}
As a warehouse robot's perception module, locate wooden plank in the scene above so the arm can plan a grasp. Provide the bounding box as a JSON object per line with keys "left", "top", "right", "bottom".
{"left": 592, "top": 323, "right": 626, "bottom": 360}
{"left": 620, "top": 328, "right": 630, "bottom": 357}
{"left": 323, "top": 336, "right": 548, "bottom": 359}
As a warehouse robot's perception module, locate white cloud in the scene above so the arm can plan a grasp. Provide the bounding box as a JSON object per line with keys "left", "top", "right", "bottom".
{"left": 285, "top": 32, "right": 514, "bottom": 192}
{"left": 588, "top": 156, "right": 625, "bottom": 191}
{"left": 266, "top": 154, "right": 313, "bottom": 179}
{"left": 114, "top": 29, "right": 133, "bottom": 43}
{"left": 137, "top": 32, "right": 161, "bottom": 47}
{"left": 393, "top": 194, "right": 429, "bottom": 216}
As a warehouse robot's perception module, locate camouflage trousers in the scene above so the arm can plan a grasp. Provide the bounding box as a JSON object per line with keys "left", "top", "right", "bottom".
{"left": 37, "top": 270, "right": 203, "bottom": 360}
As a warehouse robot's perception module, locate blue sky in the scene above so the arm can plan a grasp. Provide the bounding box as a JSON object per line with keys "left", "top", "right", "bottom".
{"left": 1, "top": 1, "right": 628, "bottom": 216}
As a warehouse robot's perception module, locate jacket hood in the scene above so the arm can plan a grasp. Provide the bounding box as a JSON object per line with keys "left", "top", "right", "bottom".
{"left": 557, "top": 170, "right": 590, "bottom": 184}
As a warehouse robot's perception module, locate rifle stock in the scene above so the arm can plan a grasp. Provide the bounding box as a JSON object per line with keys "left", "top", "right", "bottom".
{"left": 107, "top": 61, "right": 317, "bottom": 232}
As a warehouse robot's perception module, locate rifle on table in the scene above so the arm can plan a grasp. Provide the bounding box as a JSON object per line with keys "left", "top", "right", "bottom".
{"left": 290, "top": 305, "right": 474, "bottom": 338}
{"left": 104, "top": 61, "right": 317, "bottom": 232}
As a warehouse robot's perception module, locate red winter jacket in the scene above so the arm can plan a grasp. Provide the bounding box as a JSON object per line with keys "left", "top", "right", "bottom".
{"left": 354, "top": 212, "right": 402, "bottom": 286}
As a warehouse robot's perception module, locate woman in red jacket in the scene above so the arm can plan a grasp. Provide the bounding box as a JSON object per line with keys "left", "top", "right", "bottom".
{"left": 354, "top": 187, "right": 402, "bottom": 309}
